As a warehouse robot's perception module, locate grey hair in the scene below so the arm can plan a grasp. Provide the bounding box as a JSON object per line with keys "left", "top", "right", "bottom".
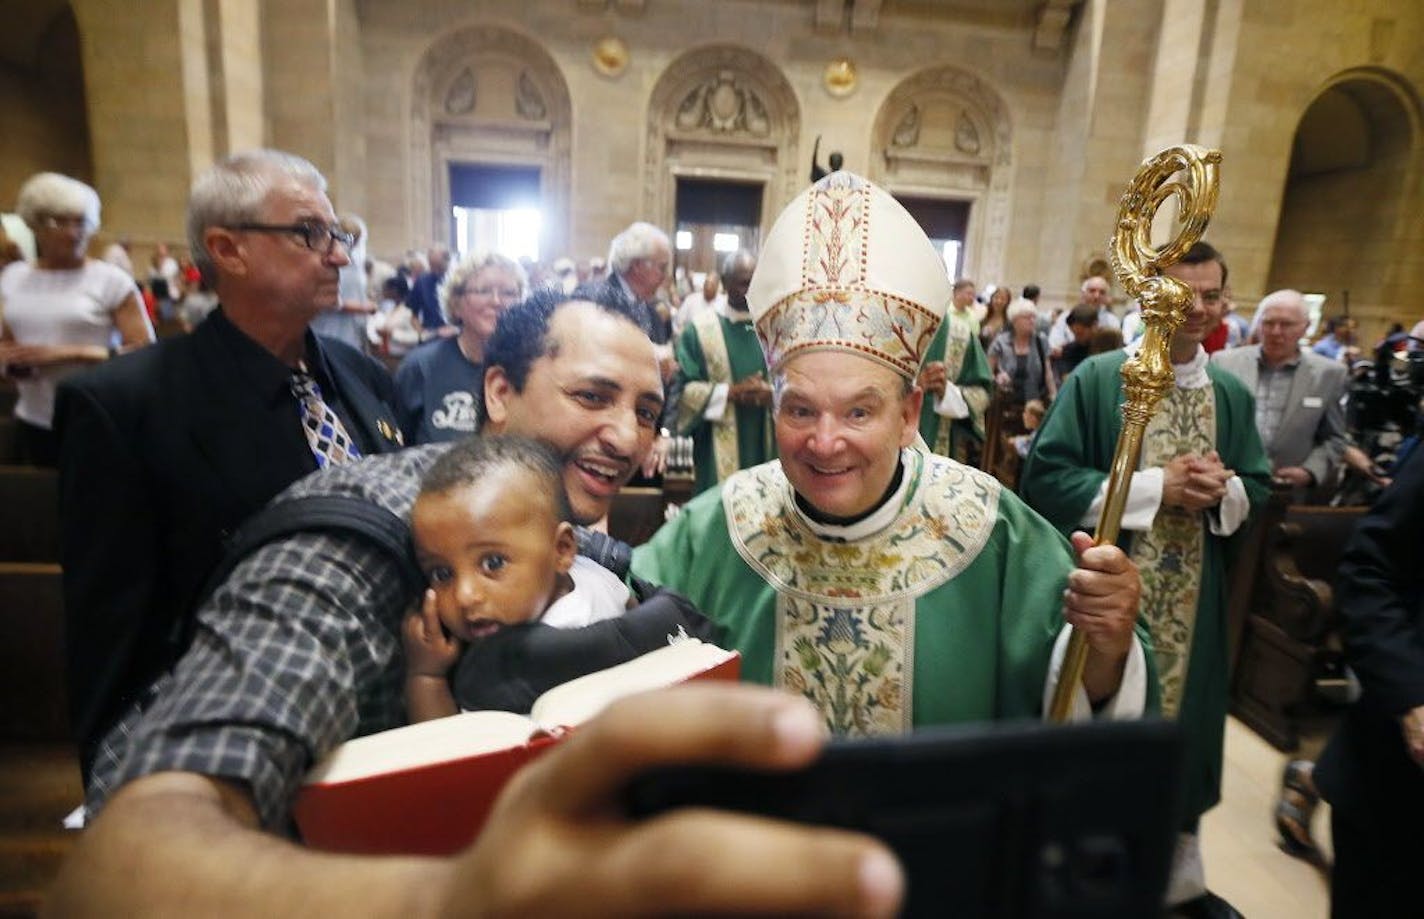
{"left": 1006, "top": 298, "right": 1038, "bottom": 322}
{"left": 719, "top": 248, "right": 756, "bottom": 277}
{"left": 438, "top": 252, "right": 529, "bottom": 324}
{"left": 186, "top": 149, "right": 327, "bottom": 284}
{"left": 607, "top": 221, "right": 670, "bottom": 274}
{"left": 17, "top": 172, "right": 100, "bottom": 229}
{"left": 1256, "top": 288, "right": 1307, "bottom": 322}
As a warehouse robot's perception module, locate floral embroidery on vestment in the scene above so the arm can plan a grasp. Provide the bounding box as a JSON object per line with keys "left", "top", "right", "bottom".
{"left": 1131, "top": 385, "right": 1215, "bottom": 718}
{"left": 722, "top": 452, "right": 1000, "bottom": 734}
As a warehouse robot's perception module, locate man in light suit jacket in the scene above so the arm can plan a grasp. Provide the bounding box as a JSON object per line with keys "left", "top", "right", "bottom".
{"left": 1211, "top": 289, "right": 1347, "bottom": 493}
{"left": 56, "top": 150, "right": 404, "bottom": 777}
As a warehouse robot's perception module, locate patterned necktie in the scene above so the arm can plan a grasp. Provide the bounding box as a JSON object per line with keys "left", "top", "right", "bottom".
{"left": 290, "top": 364, "right": 363, "bottom": 468}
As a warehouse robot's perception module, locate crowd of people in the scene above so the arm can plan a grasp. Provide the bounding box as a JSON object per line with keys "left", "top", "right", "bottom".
{"left": 0, "top": 154, "right": 1420, "bottom": 918}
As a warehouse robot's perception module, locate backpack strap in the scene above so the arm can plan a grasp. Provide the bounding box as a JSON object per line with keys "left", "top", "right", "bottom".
{"left": 198, "top": 494, "right": 425, "bottom": 609}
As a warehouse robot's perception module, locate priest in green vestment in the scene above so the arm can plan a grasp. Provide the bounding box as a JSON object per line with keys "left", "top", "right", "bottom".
{"left": 915, "top": 304, "right": 993, "bottom": 464}
{"left": 674, "top": 250, "right": 776, "bottom": 494}
{"left": 1019, "top": 241, "right": 1272, "bottom": 912}
{"left": 633, "top": 172, "right": 1152, "bottom": 739}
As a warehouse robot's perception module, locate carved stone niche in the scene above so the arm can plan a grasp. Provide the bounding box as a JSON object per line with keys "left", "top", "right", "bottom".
{"left": 432, "top": 56, "right": 553, "bottom": 133}
{"left": 410, "top": 25, "right": 572, "bottom": 251}
{"left": 644, "top": 44, "right": 801, "bottom": 235}
{"left": 871, "top": 65, "right": 1014, "bottom": 281}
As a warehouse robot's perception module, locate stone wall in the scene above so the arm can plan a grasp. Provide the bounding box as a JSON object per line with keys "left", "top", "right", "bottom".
{"left": 22, "top": 0, "right": 1424, "bottom": 333}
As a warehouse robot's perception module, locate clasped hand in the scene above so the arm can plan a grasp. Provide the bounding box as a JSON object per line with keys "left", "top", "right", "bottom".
{"left": 1162, "top": 451, "right": 1234, "bottom": 512}
{"left": 728, "top": 373, "right": 772, "bottom": 407}
{"left": 916, "top": 361, "right": 948, "bottom": 396}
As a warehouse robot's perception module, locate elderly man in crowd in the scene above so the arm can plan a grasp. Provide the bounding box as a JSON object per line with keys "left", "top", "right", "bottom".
{"left": 1021, "top": 241, "right": 1272, "bottom": 916}
{"left": 1212, "top": 288, "right": 1348, "bottom": 496}
{"left": 634, "top": 171, "right": 1149, "bottom": 740}
{"left": 604, "top": 221, "right": 674, "bottom": 344}
{"left": 1050, "top": 275, "right": 1119, "bottom": 355}
{"left": 55, "top": 149, "right": 404, "bottom": 777}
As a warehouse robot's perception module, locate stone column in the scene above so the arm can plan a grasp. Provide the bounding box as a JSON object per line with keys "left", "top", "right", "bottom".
{"left": 262, "top": 0, "right": 365, "bottom": 214}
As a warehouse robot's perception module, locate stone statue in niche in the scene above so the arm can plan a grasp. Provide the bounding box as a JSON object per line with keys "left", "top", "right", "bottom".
{"left": 516, "top": 71, "right": 547, "bottom": 120}
{"left": 891, "top": 104, "right": 920, "bottom": 148}
{"left": 445, "top": 67, "right": 476, "bottom": 115}
{"left": 673, "top": 71, "right": 771, "bottom": 136}
{"left": 955, "top": 111, "right": 981, "bottom": 155}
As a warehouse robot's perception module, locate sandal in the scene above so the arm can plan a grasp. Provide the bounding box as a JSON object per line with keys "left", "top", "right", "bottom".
{"left": 1274, "top": 759, "right": 1322, "bottom": 861}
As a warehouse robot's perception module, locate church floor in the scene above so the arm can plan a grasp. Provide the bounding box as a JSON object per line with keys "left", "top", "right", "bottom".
{"left": 1201, "top": 717, "right": 1333, "bottom": 918}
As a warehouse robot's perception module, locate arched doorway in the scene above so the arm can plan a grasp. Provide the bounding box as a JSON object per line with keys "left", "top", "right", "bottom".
{"left": 644, "top": 44, "right": 801, "bottom": 272}
{"left": 0, "top": 0, "right": 91, "bottom": 249}
{"left": 870, "top": 65, "right": 1013, "bottom": 283}
{"left": 409, "top": 25, "right": 572, "bottom": 258}
{"left": 1266, "top": 68, "right": 1421, "bottom": 338}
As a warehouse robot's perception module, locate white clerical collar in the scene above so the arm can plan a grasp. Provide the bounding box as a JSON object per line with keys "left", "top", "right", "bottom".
{"left": 791, "top": 448, "right": 916, "bottom": 541}
{"left": 1122, "top": 340, "right": 1210, "bottom": 390}
{"left": 719, "top": 299, "right": 752, "bottom": 323}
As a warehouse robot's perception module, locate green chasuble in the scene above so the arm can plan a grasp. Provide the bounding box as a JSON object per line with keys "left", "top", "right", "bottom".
{"left": 633, "top": 449, "right": 1150, "bottom": 734}
{"left": 916, "top": 314, "right": 993, "bottom": 464}
{"left": 674, "top": 311, "right": 776, "bottom": 495}
{"left": 1019, "top": 349, "right": 1271, "bottom": 821}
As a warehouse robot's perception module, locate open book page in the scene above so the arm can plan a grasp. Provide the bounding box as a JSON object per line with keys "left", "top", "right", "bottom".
{"left": 529, "top": 639, "right": 737, "bottom": 728}
{"left": 305, "top": 710, "right": 538, "bottom": 785}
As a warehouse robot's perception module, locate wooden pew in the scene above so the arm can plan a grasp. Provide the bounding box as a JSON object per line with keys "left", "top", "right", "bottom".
{"left": 0, "top": 419, "right": 16, "bottom": 465}
{"left": 0, "top": 562, "right": 79, "bottom": 917}
{"left": 1230, "top": 502, "right": 1367, "bottom": 750}
{"left": 607, "top": 476, "right": 693, "bottom": 549}
{"left": 0, "top": 466, "right": 59, "bottom": 563}
{"left": 0, "top": 563, "right": 68, "bottom": 742}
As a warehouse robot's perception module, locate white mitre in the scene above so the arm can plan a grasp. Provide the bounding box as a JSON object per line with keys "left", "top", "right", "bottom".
{"left": 746, "top": 171, "right": 950, "bottom": 380}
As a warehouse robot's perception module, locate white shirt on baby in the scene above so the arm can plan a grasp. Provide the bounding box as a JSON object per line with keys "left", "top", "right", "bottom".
{"left": 539, "top": 555, "right": 631, "bottom": 629}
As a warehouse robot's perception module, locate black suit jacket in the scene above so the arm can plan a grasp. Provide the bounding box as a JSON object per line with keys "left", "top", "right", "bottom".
{"left": 1316, "top": 447, "right": 1424, "bottom": 820}
{"left": 55, "top": 310, "right": 403, "bottom": 773}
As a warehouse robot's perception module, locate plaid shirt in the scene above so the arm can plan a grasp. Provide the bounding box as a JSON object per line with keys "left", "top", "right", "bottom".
{"left": 86, "top": 444, "right": 634, "bottom": 831}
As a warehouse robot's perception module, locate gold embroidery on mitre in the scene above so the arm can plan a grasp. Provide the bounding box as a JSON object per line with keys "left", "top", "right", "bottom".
{"left": 756, "top": 289, "right": 940, "bottom": 379}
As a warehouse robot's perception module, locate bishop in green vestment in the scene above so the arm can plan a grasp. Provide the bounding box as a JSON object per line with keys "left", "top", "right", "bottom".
{"left": 633, "top": 172, "right": 1151, "bottom": 737}
{"left": 674, "top": 251, "right": 776, "bottom": 494}
{"left": 1019, "top": 243, "right": 1270, "bottom": 910}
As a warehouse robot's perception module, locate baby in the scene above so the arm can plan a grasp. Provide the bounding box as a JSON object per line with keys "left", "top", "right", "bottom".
{"left": 403, "top": 435, "right": 632, "bottom": 722}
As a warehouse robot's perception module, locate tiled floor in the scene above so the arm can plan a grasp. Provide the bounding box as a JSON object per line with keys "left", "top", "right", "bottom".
{"left": 1200, "top": 718, "right": 1332, "bottom": 918}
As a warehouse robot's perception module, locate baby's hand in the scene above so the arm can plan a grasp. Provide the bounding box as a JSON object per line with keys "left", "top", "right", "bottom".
{"left": 402, "top": 588, "right": 462, "bottom": 678}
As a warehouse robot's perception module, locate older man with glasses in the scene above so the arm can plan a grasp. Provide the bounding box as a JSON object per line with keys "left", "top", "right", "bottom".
{"left": 55, "top": 148, "right": 406, "bottom": 778}
{"left": 1212, "top": 288, "right": 1348, "bottom": 495}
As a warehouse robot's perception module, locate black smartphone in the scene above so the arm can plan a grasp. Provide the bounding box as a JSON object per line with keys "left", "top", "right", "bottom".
{"left": 626, "top": 718, "right": 1183, "bottom": 919}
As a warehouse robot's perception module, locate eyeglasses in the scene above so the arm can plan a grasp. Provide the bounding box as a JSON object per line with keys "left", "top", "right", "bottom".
{"left": 226, "top": 221, "right": 355, "bottom": 255}
{"left": 459, "top": 285, "right": 522, "bottom": 302}
{"left": 40, "top": 214, "right": 93, "bottom": 231}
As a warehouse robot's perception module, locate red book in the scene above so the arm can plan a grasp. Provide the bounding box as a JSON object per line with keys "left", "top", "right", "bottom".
{"left": 293, "top": 640, "right": 741, "bottom": 855}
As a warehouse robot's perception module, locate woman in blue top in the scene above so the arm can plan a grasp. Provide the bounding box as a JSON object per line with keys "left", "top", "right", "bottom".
{"left": 394, "top": 252, "right": 526, "bottom": 444}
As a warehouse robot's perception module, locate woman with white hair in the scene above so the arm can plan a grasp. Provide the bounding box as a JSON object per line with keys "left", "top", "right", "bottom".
{"left": 987, "top": 297, "right": 1057, "bottom": 406}
{"left": 0, "top": 171, "right": 153, "bottom": 464}
{"left": 393, "top": 251, "right": 526, "bottom": 444}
